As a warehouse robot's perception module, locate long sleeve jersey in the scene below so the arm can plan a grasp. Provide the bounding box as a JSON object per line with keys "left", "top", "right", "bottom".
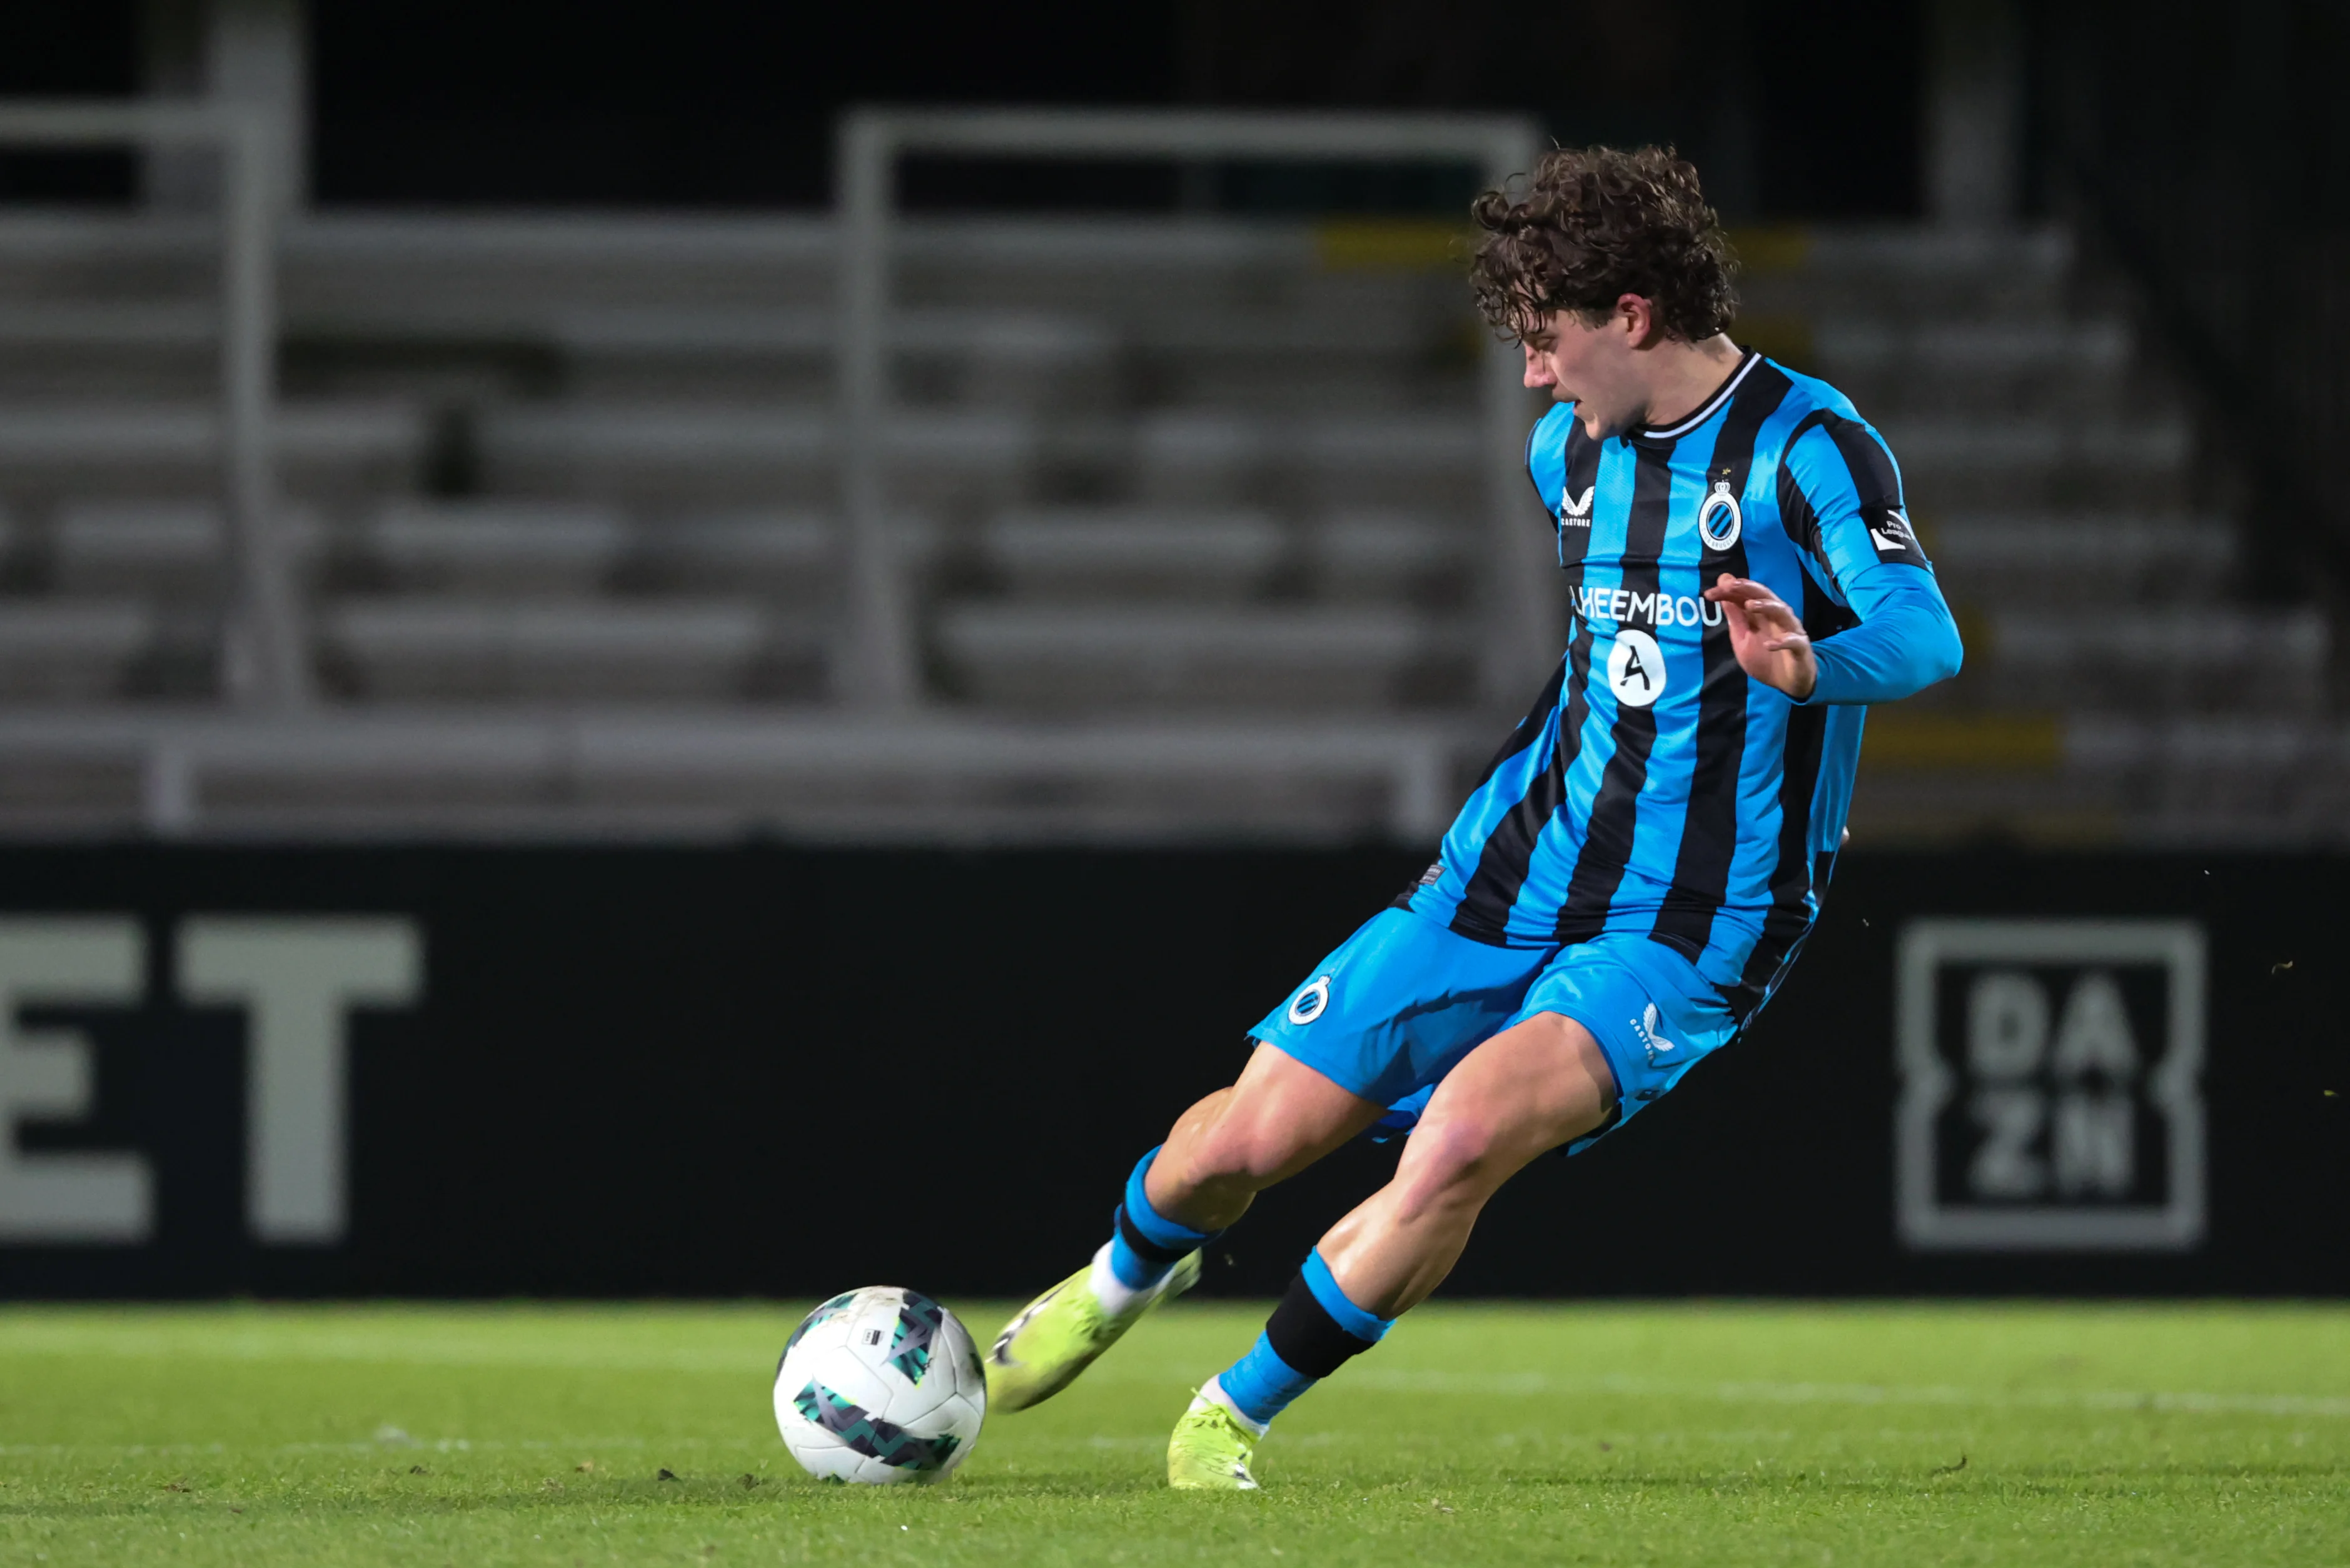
{"left": 1402, "top": 350, "right": 1964, "bottom": 1021}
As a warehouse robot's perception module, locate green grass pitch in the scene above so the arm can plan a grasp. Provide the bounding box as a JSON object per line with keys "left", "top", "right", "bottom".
{"left": 3, "top": 1301, "right": 2344, "bottom": 1565}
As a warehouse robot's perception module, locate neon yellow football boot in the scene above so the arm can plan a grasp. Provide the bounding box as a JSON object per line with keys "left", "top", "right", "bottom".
{"left": 984, "top": 1247, "right": 1202, "bottom": 1413}
{"left": 1166, "top": 1390, "right": 1262, "bottom": 1490}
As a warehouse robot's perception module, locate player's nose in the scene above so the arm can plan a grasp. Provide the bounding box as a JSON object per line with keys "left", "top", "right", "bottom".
{"left": 1520, "top": 345, "right": 1554, "bottom": 388}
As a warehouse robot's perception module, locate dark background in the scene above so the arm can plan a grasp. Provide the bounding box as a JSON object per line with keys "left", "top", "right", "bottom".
{"left": 10, "top": 0, "right": 1924, "bottom": 218}
{"left": 0, "top": 845, "right": 2339, "bottom": 1300}
{"left": 0, "top": 3, "right": 139, "bottom": 201}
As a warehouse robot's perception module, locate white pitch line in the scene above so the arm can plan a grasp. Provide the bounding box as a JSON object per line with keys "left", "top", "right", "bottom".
{"left": 0, "top": 1330, "right": 765, "bottom": 1374}
{"left": 1336, "top": 1369, "right": 2350, "bottom": 1419}
{"left": 5, "top": 1334, "right": 2343, "bottom": 1422}
{"left": 0, "top": 1434, "right": 698, "bottom": 1459}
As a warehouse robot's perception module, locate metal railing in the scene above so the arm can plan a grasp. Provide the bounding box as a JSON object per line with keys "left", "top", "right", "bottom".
{"left": 0, "top": 106, "right": 1540, "bottom": 842}
{"left": 0, "top": 708, "right": 1467, "bottom": 843}
{"left": 832, "top": 107, "right": 1551, "bottom": 713}
{"left": 0, "top": 99, "right": 307, "bottom": 709}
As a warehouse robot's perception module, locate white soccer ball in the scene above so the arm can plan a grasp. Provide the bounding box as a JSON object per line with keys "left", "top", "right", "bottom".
{"left": 772, "top": 1286, "right": 986, "bottom": 1484}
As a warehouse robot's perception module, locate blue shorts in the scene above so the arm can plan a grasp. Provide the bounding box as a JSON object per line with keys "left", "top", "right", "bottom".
{"left": 1248, "top": 907, "right": 1740, "bottom": 1155}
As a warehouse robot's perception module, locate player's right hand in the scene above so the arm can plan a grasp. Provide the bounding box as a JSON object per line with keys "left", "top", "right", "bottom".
{"left": 1703, "top": 573, "right": 1817, "bottom": 701}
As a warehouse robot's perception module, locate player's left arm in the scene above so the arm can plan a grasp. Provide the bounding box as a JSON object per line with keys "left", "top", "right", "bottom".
{"left": 1707, "top": 416, "right": 1964, "bottom": 704}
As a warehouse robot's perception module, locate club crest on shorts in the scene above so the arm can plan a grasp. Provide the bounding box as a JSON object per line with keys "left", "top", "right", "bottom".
{"left": 1288, "top": 975, "right": 1333, "bottom": 1025}
{"left": 1697, "top": 480, "right": 1742, "bottom": 550}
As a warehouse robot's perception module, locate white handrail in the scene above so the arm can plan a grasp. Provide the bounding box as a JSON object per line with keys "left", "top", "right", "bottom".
{"left": 0, "top": 99, "right": 307, "bottom": 710}
{"left": 832, "top": 106, "right": 1554, "bottom": 714}
{"left": 0, "top": 709, "right": 1470, "bottom": 843}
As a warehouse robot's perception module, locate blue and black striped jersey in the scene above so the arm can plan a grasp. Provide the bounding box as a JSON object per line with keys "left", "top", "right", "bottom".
{"left": 1404, "top": 350, "right": 1963, "bottom": 1021}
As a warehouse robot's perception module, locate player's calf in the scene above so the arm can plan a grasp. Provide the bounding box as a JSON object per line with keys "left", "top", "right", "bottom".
{"left": 1176, "top": 1013, "right": 1615, "bottom": 1484}
{"left": 1177, "top": 1247, "right": 1393, "bottom": 1489}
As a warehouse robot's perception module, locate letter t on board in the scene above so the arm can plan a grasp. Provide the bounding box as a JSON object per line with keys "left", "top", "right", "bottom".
{"left": 178, "top": 919, "right": 420, "bottom": 1244}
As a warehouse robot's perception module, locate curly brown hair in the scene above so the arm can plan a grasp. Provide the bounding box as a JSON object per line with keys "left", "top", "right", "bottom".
{"left": 1470, "top": 146, "right": 1738, "bottom": 344}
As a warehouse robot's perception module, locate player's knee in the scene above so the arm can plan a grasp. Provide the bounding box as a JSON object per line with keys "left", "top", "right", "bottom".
{"left": 1396, "top": 1117, "right": 1506, "bottom": 1212}
{"left": 1190, "top": 1100, "right": 1306, "bottom": 1188}
{"left": 1199, "top": 1120, "right": 1295, "bottom": 1187}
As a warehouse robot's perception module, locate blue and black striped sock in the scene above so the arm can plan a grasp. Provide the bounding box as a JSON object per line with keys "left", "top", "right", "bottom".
{"left": 1211, "top": 1248, "right": 1393, "bottom": 1429}
{"left": 1106, "top": 1147, "right": 1220, "bottom": 1291}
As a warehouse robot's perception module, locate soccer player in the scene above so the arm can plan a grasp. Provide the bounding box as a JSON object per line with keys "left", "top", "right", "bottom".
{"left": 984, "top": 146, "right": 1964, "bottom": 1488}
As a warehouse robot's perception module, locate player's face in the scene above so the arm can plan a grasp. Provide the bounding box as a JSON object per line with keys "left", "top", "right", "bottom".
{"left": 1519, "top": 308, "right": 1644, "bottom": 438}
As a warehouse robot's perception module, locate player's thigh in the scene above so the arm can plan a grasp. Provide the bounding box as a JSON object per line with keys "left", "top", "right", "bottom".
{"left": 1249, "top": 905, "right": 1554, "bottom": 1111}
{"left": 1164, "top": 1040, "right": 1387, "bottom": 1188}
{"left": 1228, "top": 1037, "right": 1389, "bottom": 1157}
{"left": 1513, "top": 933, "right": 1741, "bottom": 1150}
{"left": 1395, "top": 1011, "right": 1616, "bottom": 1200}
{"left": 1172, "top": 903, "right": 1552, "bottom": 1192}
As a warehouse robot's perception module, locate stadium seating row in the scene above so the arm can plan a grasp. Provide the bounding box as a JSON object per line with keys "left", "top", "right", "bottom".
{"left": 0, "top": 211, "right": 2320, "bottom": 842}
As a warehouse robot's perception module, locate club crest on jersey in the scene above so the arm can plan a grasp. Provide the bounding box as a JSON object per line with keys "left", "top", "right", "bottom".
{"left": 1697, "top": 481, "right": 1743, "bottom": 551}
{"left": 1558, "top": 486, "right": 1593, "bottom": 528}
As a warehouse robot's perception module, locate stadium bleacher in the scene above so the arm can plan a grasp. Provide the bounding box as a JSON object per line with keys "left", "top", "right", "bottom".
{"left": 0, "top": 203, "right": 2327, "bottom": 843}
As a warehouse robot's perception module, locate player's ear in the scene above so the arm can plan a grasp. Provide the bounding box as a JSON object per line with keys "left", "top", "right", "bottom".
{"left": 1616, "top": 293, "right": 1664, "bottom": 348}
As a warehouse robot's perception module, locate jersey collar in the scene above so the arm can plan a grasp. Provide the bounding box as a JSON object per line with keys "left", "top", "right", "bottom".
{"left": 1623, "top": 348, "right": 1760, "bottom": 446}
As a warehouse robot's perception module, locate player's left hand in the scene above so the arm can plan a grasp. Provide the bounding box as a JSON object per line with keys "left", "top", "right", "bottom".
{"left": 1704, "top": 573, "right": 1817, "bottom": 700}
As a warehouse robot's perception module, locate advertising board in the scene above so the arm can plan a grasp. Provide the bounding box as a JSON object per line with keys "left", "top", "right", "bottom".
{"left": 0, "top": 847, "right": 2337, "bottom": 1297}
